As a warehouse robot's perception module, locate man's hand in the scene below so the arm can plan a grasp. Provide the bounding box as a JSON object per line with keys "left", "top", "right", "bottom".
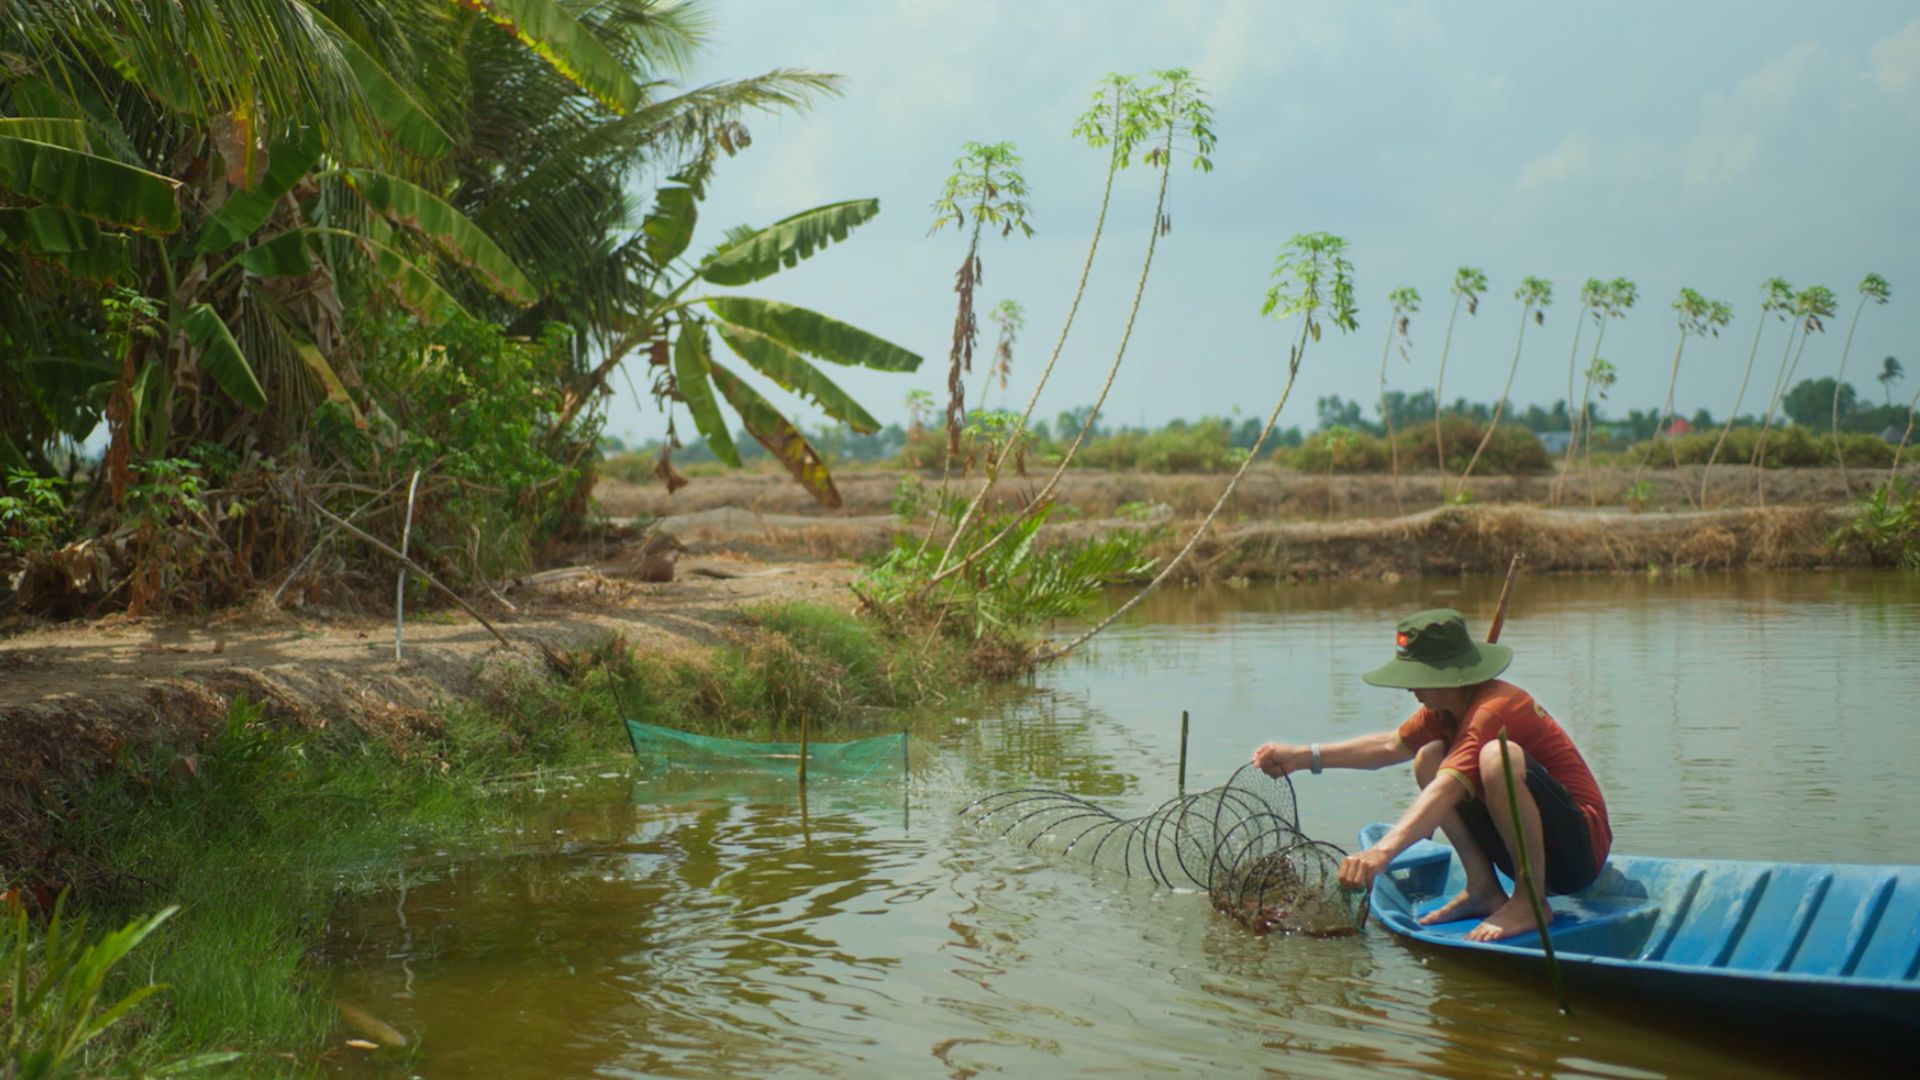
{"left": 1252, "top": 742, "right": 1307, "bottom": 778}
{"left": 1338, "top": 848, "right": 1392, "bottom": 893}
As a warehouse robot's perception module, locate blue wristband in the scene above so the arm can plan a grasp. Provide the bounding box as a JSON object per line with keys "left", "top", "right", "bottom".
{"left": 1310, "top": 743, "right": 1323, "bottom": 774}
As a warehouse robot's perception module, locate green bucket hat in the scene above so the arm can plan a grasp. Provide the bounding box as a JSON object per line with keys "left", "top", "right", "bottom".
{"left": 1362, "top": 608, "right": 1512, "bottom": 689}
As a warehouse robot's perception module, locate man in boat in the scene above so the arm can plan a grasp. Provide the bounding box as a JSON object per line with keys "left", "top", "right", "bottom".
{"left": 1251, "top": 608, "right": 1611, "bottom": 942}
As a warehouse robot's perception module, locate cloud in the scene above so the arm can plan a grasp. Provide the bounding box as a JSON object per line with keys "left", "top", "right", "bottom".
{"left": 1517, "top": 135, "right": 1600, "bottom": 191}
{"left": 1734, "top": 39, "right": 1827, "bottom": 110}
{"left": 1869, "top": 16, "right": 1920, "bottom": 92}
{"left": 1681, "top": 130, "right": 1761, "bottom": 191}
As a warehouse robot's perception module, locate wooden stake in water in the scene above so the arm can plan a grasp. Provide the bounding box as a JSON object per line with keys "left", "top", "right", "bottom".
{"left": 1487, "top": 552, "right": 1524, "bottom": 645}
{"left": 1178, "top": 710, "right": 1190, "bottom": 796}
{"left": 797, "top": 713, "right": 810, "bottom": 788}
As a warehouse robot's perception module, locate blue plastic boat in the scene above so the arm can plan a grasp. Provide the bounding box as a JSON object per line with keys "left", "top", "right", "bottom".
{"left": 1360, "top": 823, "right": 1920, "bottom": 1039}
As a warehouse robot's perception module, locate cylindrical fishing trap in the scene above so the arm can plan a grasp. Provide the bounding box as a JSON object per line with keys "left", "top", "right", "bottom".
{"left": 961, "top": 765, "right": 1366, "bottom": 936}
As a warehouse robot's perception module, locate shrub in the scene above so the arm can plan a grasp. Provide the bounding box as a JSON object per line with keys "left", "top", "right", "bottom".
{"left": 1620, "top": 425, "right": 1895, "bottom": 469}
{"left": 1275, "top": 419, "right": 1549, "bottom": 474}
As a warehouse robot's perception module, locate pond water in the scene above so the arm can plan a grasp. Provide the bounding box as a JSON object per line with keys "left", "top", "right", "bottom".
{"left": 323, "top": 572, "right": 1920, "bottom": 1077}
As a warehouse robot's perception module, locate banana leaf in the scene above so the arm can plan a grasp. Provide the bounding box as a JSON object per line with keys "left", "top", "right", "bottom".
{"left": 465, "top": 0, "right": 645, "bottom": 115}
{"left": 345, "top": 169, "right": 535, "bottom": 303}
{"left": 0, "top": 136, "right": 180, "bottom": 233}
{"left": 712, "top": 320, "right": 880, "bottom": 433}
{"left": 195, "top": 124, "right": 325, "bottom": 254}
{"left": 707, "top": 296, "right": 919, "bottom": 373}
{"left": 699, "top": 200, "right": 879, "bottom": 286}
{"left": 673, "top": 321, "right": 740, "bottom": 466}
{"left": 707, "top": 359, "right": 841, "bottom": 507}
{"left": 309, "top": 8, "right": 454, "bottom": 159}
{"left": 184, "top": 304, "right": 267, "bottom": 409}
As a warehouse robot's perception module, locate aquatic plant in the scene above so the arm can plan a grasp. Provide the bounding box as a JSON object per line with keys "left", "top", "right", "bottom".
{"left": 1378, "top": 286, "right": 1422, "bottom": 511}
{"left": 1456, "top": 277, "right": 1551, "bottom": 494}
{"left": 1433, "top": 267, "right": 1489, "bottom": 483}
{"left": 1831, "top": 274, "right": 1891, "bottom": 495}
{"left": 1700, "top": 279, "right": 1795, "bottom": 507}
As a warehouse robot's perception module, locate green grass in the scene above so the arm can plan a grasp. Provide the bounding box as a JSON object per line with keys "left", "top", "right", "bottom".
{"left": 11, "top": 603, "right": 988, "bottom": 1076}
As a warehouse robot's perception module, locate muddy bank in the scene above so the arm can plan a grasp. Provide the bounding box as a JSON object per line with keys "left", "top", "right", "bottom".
{"left": 644, "top": 502, "right": 1871, "bottom": 582}
{"left": 0, "top": 540, "right": 858, "bottom": 879}
{"left": 600, "top": 463, "right": 1913, "bottom": 523}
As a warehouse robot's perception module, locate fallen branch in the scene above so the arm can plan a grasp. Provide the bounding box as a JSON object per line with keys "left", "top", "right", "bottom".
{"left": 306, "top": 497, "right": 515, "bottom": 653}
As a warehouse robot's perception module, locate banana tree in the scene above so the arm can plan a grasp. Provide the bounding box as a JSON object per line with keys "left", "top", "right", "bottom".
{"left": 0, "top": 0, "right": 704, "bottom": 489}
{"left": 570, "top": 172, "right": 922, "bottom": 508}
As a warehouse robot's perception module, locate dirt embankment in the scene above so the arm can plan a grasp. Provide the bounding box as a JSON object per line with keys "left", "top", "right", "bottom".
{"left": 600, "top": 462, "right": 1902, "bottom": 523}
{"left": 0, "top": 536, "right": 858, "bottom": 869}
{"left": 614, "top": 465, "right": 1905, "bottom": 581}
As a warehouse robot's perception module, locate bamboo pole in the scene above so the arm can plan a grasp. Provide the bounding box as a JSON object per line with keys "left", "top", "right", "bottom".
{"left": 1487, "top": 553, "right": 1524, "bottom": 645}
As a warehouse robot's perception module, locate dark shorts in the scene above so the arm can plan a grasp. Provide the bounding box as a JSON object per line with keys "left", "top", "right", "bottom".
{"left": 1458, "top": 757, "right": 1599, "bottom": 895}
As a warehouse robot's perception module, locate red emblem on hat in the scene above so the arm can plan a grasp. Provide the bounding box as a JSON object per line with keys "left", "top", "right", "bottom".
{"left": 1395, "top": 632, "right": 1410, "bottom": 648}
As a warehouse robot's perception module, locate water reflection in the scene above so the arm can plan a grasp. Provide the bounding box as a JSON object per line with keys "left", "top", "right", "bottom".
{"left": 325, "top": 571, "right": 1918, "bottom": 1077}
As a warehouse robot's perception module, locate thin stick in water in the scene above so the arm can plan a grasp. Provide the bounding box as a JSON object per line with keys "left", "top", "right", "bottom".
{"left": 395, "top": 469, "right": 422, "bottom": 662}
{"left": 1178, "top": 710, "right": 1190, "bottom": 797}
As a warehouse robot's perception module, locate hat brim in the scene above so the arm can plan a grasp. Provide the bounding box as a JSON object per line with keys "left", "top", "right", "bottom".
{"left": 1363, "top": 642, "right": 1512, "bottom": 689}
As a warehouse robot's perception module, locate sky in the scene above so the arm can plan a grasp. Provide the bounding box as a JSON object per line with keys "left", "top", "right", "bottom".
{"left": 602, "top": 0, "right": 1920, "bottom": 447}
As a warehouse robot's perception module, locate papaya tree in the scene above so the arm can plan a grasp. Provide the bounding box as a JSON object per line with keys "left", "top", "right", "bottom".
{"left": 1641, "top": 288, "right": 1732, "bottom": 493}
{"left": 1378, "top": 285, "right": 1421, "bottom": 511}
{"left": 1751, "top": 284, "right": 1836, "bottom": 502}
{"left": 1700, "top": 278, "right": 1793, "bottom": 506}
{"left": 1457, "top": 276, "right": 1551, "bottom": 494}
{"left": 1433, "top": 266, "right": 1487, "bottom": 478}
{"left": 928, "top": 67, "right": 1216, "bottom": 587}
{"left": 1832, "top": 273, "right": 1891, "bottom": 494}
{"left": 1557, "top": 276, "right": 1635, "bottom": 501}
{"left": 980, "top": 299, "right": 1027, "bottom": 410}
{"left": 928, "top": 141, "right": 1036, "bottom": 457}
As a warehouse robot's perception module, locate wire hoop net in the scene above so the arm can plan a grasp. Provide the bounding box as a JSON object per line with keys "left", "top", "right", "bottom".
{"left": 961, "top": 764, "right": 1367, "bottom": 936}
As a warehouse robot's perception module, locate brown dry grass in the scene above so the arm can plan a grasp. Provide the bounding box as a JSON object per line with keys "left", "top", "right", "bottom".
{"left": 598, "top": 462, "right": 1916, "bottom": 524}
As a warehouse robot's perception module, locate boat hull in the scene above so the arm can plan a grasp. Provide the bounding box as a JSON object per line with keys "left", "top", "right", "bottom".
{"left": 1360, "top": 824, "right": 1920, "bottom": 1045}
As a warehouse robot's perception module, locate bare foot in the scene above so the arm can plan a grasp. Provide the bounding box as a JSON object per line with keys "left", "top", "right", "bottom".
{"left": 1466, "top": 896, "right": 1544, "bottom": 942}
{"left": 1419, "top": 887, "right": 1507, "bottom": 926}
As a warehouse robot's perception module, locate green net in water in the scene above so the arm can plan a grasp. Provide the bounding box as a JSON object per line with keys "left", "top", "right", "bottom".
{"left": 624, "top": 720, "right": 909, "bottom": 782}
